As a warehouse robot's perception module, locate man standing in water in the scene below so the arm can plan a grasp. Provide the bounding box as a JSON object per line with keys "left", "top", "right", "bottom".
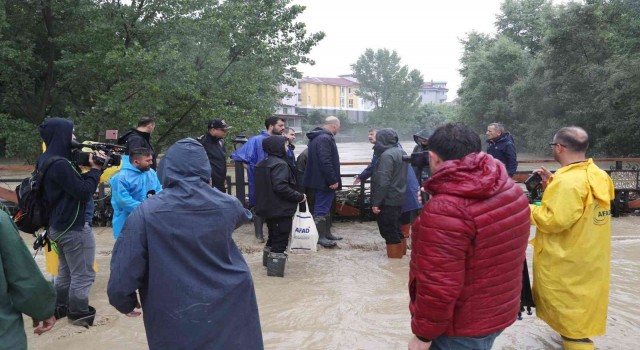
{"left": 408, "top": 123, "right": 530, "bottom": 350}
{"left": 302, "top": 116, "right": 342, "bottom": 248}
{"left": 108, "top": 138, "right": 263, "bottom": 349}
{"left": 530, "top": 127, "right": 613, "bottom": 350}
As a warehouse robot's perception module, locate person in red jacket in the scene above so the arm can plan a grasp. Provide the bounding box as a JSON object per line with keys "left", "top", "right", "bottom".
{"left": 408, "top": 123, "right": 531, "bottom": 350}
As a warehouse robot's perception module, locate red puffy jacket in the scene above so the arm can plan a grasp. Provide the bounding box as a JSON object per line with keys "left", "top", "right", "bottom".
{"left": 410, "top": 152, "right": 530, "bottom": 340}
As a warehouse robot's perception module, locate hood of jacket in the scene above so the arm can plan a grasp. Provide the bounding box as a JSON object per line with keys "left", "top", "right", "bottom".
{"left": 306, "top": 127, "right": 333, "bottom": 141}
{"left": 118, "top": 128, "right": 150, "bottom": 144}
{"left": 555, "top": 159, "right": 615, "bottom": 208}
{"left": 374, "top": 128, "right": 399, "bottom": 156}
{"left": 120, "top": 155, "right": 145, "bottom": 174}
{"left": 425, "top": 152, "right": 509, "bottom": 200}
{"left": 157, "top": 138, "right": 211, "bottom": 188}
{"left": 487, "top": 132, "right": 512, "bottom": 145}
{"left": 262, "top": 136, "right": 287, "bottom": 158}
{"left": 38, "top": 118, "right": 73, "bottom": 165}
{"left": 413, "top": 129, "right": 433, "bottom": 145}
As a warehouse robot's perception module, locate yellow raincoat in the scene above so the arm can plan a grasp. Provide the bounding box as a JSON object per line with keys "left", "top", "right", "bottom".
{"left": 530, "top": 159, "right": 614, "bottom": 339}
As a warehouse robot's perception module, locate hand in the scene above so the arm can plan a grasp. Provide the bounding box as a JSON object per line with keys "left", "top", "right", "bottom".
{"left": 329, "top": 182, "right": 339, "bottom": 190}
{"left": 533, "top": 166, "right": 553, "bottom": 190}
{"left": 353, "top": 176, "right": 361, "bottom": 185}
{"left": 33, "top": 315, "right": 56, "bottom": 335}
{"left": 408, "top": 336, "right": 431, "bottom": 350}
{"left": 418, "top": 188, "right": 424, "bottom": 204}
{"left": 126, "top": 302, "right": 142, "bottom": 317}
{"left": 372, "top": 206, "right": 381, "bottom": 215}
{"left": 300, "top": 194, "right": 307, "bottom": 203}
{"left": 88, "top": 151, "right": 105, "bottom": 170}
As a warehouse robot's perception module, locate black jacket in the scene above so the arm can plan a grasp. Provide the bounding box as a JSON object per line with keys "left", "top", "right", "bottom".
{"left": 254, "top": 136, "right": 304, "bottom": 218}
{"left": 38, "top": 118, "right": 101, "bottom": 231}
{"left": 199, "top": 133, "right": 227, "bottom": 192}
{"left": 118, "top": 128, "right": 157, "bottom": 169}
{"left": 301, "top": 127, "right": 341, "bottom": 191}
{"left": 372, "top": 129, "right": 407, "bottom": 207}
{"left": 487, "top": 132, "right": 517, "bottom": 177}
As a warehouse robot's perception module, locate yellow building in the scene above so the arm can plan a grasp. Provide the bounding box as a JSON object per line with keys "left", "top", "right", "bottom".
{"left": 297, "top": 77, "right": 373, "bottom": 123}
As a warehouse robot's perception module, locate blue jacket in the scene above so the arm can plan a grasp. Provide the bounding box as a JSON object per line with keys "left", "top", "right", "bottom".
{"left": 302, "top": 127, "right": 341, "bottom": 191}
{"left": 231, "top": 130, "right": 268, "bottom": 206}
{"left": 109, "top": 160, "right": 162, "bottom": 239}
{"left": 38, "top": 118, "right": 101, "bottom": 231}
{"left": 108, "top": 139, "right": 262, "bottom": 350}
{"left": 487, "top": 133, "right": 518, "bottom": 177}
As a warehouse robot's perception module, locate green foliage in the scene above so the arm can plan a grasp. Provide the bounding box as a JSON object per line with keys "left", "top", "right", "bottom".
{"left": 458, "top": 0, "right": 640, "bottom": 156}
{"left": 351, "top": 48, "right": 423, "bottom": 133}
{"left": 0, "top": 0, "right": 323, "bottom": 160}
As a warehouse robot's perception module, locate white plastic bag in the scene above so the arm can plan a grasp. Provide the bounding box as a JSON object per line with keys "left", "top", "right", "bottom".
{"left": 289, "top": 205, "right": 319, "bottom": 253}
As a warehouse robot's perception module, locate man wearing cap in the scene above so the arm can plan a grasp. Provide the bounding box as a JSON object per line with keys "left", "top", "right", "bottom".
{"left": 200, "top": 119, "right": 231, "bottom": 192}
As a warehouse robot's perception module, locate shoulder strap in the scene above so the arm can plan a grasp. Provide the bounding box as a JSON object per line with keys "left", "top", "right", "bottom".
{"left": 37, "top": 156, "right": 67, "bottom": 178}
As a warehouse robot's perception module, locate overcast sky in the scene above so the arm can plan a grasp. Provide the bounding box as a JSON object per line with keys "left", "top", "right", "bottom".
{"left": 292, "top": 0, "right": 507, "bottom": 101}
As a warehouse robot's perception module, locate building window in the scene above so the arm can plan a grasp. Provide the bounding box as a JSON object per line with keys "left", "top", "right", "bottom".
{"left": 348, "top": 99, "right": 354, "bottom": 108}
{"left": 340, "top": 87, "right": 346, "bottom": 96}
{"left": 348, "top": 88, "right": 353, "bottom": 95}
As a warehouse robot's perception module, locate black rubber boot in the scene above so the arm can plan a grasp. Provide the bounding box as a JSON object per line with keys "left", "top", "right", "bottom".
{"left": 315, "top": 216, "right": 337, "bottom": 248}
{"left": 324, "top": 215, "right": 342, "bottom": 240}
{"left": 54, "top": 305, "right": 68, "bottom": 320}
{"left": 266, "top": 252, "right": 287, "bottom": 277}
{"left": 262, "top": 246, "right": 271, "bottom": 267}
{"left": 68, "top": 305, "right": 96, "bottom": 328}
{"left": 252, "top": 209, "right": 265, "bottom": 243}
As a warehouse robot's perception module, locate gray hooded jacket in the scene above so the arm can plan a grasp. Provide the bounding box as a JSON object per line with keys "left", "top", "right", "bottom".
{"left": 372, "top": 129, "right": 408, "bottom": 207}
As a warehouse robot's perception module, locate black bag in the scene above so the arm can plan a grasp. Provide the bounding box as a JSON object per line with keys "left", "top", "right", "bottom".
{"left": 14, "top": 156, "right": 64, "bottom": 234}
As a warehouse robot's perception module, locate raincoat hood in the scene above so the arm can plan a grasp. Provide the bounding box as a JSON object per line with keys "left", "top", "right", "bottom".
{"left": 306, "top": 127, "right": 333, "bottom": 141}
{"left": 413, "top": 129, "right": 433, "bottom": 145}
{"left": 562, "top": 159, "right": 615, "bottom": 207}
{"left": 373, "top": 128, "right": 399, "bottom": 156}
{"left": 38, "top": 118, "right": 73, "bottom": 164}
{"left": 262, "top": 136, "right": 287, "bottom": 158}
{"left": 425, "top": 152, "right": 508, "bottom": 200}
{"left": 157, "top": 138, "right": 211, "bottom": 188}
{"left": 487, "top": 132, "right": 513, "bottom": 145}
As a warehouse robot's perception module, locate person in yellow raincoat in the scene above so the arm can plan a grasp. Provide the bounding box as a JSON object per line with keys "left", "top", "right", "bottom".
{"left": 530, "top": 127, "right": 614, "bottom": 350}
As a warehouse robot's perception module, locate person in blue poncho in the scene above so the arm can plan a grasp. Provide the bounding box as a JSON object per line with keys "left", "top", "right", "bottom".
{"left": 231, "top": 116, "right": 285, "bottom": 243}
{"left": 107, "top": 138, "right": 263, "bottom": 350}
{"left": 109, "top": 147, "right": 162, "bottom": 239}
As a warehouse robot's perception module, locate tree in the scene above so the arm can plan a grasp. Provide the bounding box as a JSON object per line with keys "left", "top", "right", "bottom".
{"left": 0, "top": 0, "right": 324, "bottom": 159}
{"left": 495, "top": 0, "right": 553, "bottom": 55}
{"left": 351, "top": 48, "right": 423, "bottom": 132}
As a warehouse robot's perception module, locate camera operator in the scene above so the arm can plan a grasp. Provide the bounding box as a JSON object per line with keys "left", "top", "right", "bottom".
{"left": 38, "top": 117, "right": 103, "bottom": 328}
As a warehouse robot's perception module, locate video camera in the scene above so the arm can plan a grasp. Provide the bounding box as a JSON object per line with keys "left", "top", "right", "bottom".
{"left": 402, "top": 151, "right": 429, "bottom": 168}
{"left": 71, "top": 140, "right": 125, "bottom": 168}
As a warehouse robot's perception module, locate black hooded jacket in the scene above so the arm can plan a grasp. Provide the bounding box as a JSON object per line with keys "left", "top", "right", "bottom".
{"left": 38, "top": 118, "right": 101, "bottom": 231}
{"left": 118, "top": 128, "right": 157, "bottom": 169}
{"left": 301, "top": 127, "right": 341, "bottom": 191}
{"left": 254, "top": 136, "right": 304, "bottom": 218}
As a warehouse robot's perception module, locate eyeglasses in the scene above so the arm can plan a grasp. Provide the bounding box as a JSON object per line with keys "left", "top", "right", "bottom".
{"left": 548, "top": 142, "right": 566, "bottom": 148}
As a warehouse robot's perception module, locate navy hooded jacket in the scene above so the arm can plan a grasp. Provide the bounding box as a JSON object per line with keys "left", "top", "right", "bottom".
{"left": 107, "top": 138, "right": 263, "bottom": 350}
{"left": 302, "top": 127, "right": 341, "bottom": 191}
{"left": 486, "top": 132, "right": 518, "bottom": 177}
{"left": 38, "top": 118, "right": 101, "bottom": 231}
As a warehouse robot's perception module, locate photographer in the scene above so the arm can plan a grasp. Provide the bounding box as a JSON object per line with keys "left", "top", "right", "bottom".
{"left": 38, "top": 118, "right": 102, "bottom": 328}
{"left": 411, "top": 129, "right": 432, "bottom": 187}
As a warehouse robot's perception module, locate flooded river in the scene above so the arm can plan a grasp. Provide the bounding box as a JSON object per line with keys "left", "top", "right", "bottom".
{"left": 18, "top": 141, "right": 640, "bottom": 349}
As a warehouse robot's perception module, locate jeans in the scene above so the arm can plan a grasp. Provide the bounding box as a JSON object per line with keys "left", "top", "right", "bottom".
{"left": 49, "top": 222, "right": 96, "bottom": 314}
{"left": 313, "top": 190, "right": 335, "bottom": 217}
{"left": 265, "top": 216, "right": 293, "bottom": 253}
{"left": 376, "top": 205, "right": 403, "bottom": 244}
{"left": 431, "top": 330, "right": 502, "bottom": 350}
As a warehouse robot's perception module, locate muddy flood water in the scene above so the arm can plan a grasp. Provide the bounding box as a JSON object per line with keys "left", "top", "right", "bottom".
{"left": 11, "top": 141, "right": 640, "bottom": 349}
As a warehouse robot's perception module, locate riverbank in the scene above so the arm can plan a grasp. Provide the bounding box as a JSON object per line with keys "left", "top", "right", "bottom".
{"left": 23, "top": 215, "right": 640, "bottom": 349}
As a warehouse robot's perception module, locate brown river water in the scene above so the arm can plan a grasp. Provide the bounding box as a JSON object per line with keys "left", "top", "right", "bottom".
{"left": 10, "top": 141, "right": 640, "bottom": 349}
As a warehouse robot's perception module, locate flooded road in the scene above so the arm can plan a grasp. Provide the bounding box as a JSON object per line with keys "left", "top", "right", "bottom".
{"left": 17, "top": 142, "right": 640, "bottom": 349}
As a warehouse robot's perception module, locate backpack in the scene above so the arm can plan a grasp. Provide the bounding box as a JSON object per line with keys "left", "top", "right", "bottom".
{"left": 14, "top": 156, "right": 64, "bottom": 234}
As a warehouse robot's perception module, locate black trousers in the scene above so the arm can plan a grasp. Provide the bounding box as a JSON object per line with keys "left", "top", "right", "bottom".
{"left": 265, "top": 216, "right": 293, "bottom": 253}
{"left": 376, "top": 205, "right": 403, "bottom": 244}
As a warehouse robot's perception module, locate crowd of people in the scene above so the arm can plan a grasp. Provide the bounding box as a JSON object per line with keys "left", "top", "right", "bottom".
{"left": 0, "top": 116, "right": 614, "bottom": 350}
